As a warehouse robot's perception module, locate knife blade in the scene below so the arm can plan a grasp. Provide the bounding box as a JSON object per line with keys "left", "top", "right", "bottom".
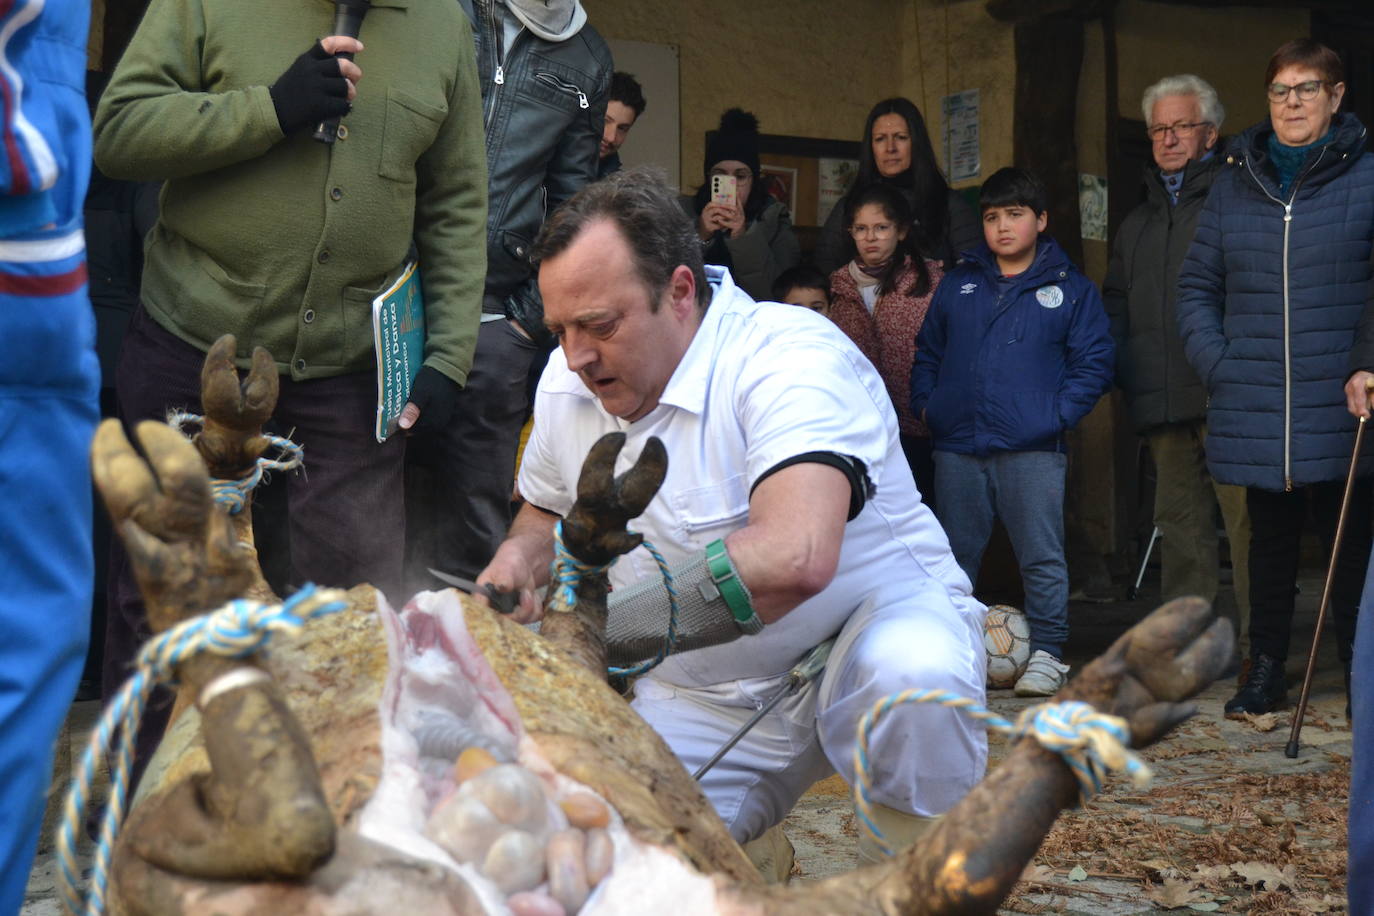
{"left": 426, "top": 567, "right": 520, "bottom": 615}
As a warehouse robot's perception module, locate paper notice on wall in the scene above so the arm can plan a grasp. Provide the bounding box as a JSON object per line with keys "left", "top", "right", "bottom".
{"left": 1079, "top": 174, "right": 1108, "bottom": 242}
{"left": 817, "top": 158, "right": 858, "bottom": 225}
{"left": 941, "top": 89, "right": 980, "bottom": 183}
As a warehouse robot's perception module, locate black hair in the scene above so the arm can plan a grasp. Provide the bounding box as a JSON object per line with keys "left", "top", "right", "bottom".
{"left": 979, "top": 167, "right": 1048, "bottom": 217}
{"left": 844, "top": 97, "right": 951, "bottom": 262}
{"left": 533, "top": 166, "right": 710, "bottom": 310}
{"left": 844, "top": 183, "right": 931, "bottom": 298}
{"left": 610, "top": 71, "right": 646, "bottom": 118}
{"left": 772, "top": 265, "right": 830, "bottom": 303}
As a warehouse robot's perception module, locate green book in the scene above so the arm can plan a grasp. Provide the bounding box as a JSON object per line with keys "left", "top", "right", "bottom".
{"left": 372, "top": 261, "right": 425, "bottom": 442}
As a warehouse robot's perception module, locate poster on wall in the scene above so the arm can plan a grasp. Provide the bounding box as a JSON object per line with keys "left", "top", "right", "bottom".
{"left": 760, "top": 165, "right": 798, "bottom": 214}
{"left": 817, "top": 158, "right": 858, "bottom": 225}
{"left": 941, "top": 89, "right": 980, "bottom": 182}
{"left": 1079, "top": 174, "right": 1108, "bottom": 242}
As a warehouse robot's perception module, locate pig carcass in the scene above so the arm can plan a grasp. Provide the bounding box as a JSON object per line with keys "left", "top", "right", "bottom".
{"left": 91, "top": 336, "right": 1233, "bottom": 915}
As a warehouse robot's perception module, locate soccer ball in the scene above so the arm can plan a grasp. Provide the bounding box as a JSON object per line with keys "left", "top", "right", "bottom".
{"left": 983, "top": 604, "right": 1032, "bottom": 689}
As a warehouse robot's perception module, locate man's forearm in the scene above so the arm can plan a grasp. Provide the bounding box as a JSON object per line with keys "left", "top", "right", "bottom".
{"left": 500, "top": 502, "right": 559, "bottom": 589}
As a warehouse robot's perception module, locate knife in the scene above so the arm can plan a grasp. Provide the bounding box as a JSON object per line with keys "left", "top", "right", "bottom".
{"left": 426, "top": 567, "right": 520, "bottom": 615}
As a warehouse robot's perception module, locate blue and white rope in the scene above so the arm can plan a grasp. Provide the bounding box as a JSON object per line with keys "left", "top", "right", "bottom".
{"left": 56, "top": 584, "right": 348, "bottom": 916}
{"left": 548, "top": 520, "right": 680, "bottom": 677}
{"left": 852, "top": 692, "right": 1152, "bottom": 857}
{"left": 166, "top": 410, "right": 304, "bottom": 514}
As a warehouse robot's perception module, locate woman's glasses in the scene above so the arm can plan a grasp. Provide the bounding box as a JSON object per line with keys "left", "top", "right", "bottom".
{"left": 1267, "top": 80, "right": 1326, "bottom": 102}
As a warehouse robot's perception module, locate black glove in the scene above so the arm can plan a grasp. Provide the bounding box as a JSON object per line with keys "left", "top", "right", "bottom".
{"left": 405, "top": 366, "right": 461, "bottom": 433}
{"left": 268, "top": 41, "right": 351, "bottom": 135}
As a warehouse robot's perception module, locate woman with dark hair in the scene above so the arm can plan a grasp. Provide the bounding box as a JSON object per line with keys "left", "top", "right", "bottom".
{"left": 1177, "top": 38, "right": 1374, "bottom": 721}
{"left": 828, "top": 183, "right": 944, "bottom": 503}
{"left": 682, "top": 108, "right": 799, "bottom": 300}
{"left": 814, "top": 97, "right": 981, "bottom": 274}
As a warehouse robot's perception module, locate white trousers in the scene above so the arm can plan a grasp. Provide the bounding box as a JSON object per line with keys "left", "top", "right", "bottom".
{"left": 631, "top": 577, "right": 988, "bottom": 844}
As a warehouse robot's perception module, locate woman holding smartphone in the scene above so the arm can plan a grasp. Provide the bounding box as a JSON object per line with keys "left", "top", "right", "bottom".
{"left": 683, "top": 108, "right": 799, "bottom": 300}
{"left": 814, "top": 97, "right": 981, "bottom": 274}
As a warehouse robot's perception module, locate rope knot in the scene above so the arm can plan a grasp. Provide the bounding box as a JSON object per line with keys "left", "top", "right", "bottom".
{"left": 852, "top": 691, "right": 1153, "bottom": 857}
{"left": 1016, "top": 700, "right": 1151, "bottom": 805}
{"left": 548, "top": 520, "right": 679, "bottom": 678}
{"left": 58, "top": 584, "right": 348, "bottom": 916}
{"left": 167, "top": 410, "right": 304, "bottom": 514}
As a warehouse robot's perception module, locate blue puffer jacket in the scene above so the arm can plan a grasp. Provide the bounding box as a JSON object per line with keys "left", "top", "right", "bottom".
{"left": 1176, "top": 113, "right": 1374, "bottom": 492}
{"left": 910, "top": 237, "right": 1114, "bottom": 455}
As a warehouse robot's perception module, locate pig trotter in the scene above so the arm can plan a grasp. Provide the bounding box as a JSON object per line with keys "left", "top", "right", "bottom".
{"left": 541, "top": 433, "right": 668, "bottom": 673}
{"left": 862, "top": 597, "right": 1234, "bottom": 915}
{"left": 94, "top": 417, "right": 335, "bottom": 881}
{"left": 194, "top": 334, "right": 278, "bottom": 483}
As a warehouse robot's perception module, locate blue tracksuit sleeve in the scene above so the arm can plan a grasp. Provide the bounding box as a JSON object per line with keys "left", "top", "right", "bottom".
{"left": 1176, "top": 190, "right": 1229, "bottom": 388}
{"left": 1056, "top": 280, "right": 1115, "bottom": 429}
{"left": 910, "top": 284, "right": 949, "bottom": 417}
{"left": 0, "top": 0, "right": 90, "bottom": 234}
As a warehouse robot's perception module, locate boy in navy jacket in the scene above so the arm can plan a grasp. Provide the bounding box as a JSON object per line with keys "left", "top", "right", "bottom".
{"left": 910, "top": 167, "right": 1114, "bottom": 695}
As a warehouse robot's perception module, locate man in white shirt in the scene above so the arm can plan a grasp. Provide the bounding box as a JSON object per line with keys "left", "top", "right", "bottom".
{"left": 478, "top": 168, "right": 987, "bottom": 864}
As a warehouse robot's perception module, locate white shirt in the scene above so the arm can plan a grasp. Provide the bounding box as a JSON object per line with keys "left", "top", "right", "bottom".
{"left": 519, "top": 266, "right": 971, "bottom": 686}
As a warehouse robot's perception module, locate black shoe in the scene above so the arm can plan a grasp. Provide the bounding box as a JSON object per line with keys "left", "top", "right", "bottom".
{"left": 1224, "top": 654, "right": 1287, "bottom": 717}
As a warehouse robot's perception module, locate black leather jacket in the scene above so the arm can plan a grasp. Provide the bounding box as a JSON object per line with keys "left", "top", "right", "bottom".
{"left": 461, "top": 0, "right": 611, "bottom": 345}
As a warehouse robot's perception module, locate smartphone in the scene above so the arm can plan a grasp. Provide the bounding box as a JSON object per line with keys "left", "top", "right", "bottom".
{"left": 711, "top": 174, "right": 738, "bottom": 209}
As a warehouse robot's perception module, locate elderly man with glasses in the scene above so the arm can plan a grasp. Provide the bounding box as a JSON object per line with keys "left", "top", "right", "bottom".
{"left": 1104, "top": 74, "right": 1251, "bottom": 662}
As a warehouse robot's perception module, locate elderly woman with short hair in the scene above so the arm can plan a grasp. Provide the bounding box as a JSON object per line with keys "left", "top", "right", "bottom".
{"left": 1177, "top": 38, "right": 1374, "bottom": 720}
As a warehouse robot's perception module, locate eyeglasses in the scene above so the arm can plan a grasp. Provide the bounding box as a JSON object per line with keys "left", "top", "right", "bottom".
{"left": 1147, "top": 121, "right": 1208, "bottom": 141}
{"left": 849, "top": 223, "right": 896, "bottom": 239}
{"left": 1267, "top": 80, "right": 1326, "bottom": 102}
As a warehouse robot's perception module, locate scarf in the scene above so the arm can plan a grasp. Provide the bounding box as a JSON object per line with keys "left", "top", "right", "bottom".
{"left": 1267, "top": 126, "right": 1335, "bottom": 199}
{"left": 848, "top": 260, "right": 884, "bottom": 313}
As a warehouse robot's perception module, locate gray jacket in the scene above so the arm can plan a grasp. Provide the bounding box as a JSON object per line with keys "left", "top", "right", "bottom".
{"left": 463, "top": 0, "right": 612, "bottom": 343}
{"left": 680, "top": 194, "right": 800, "bottom": 301}
{"left": 1104, "top": 156, "right": 1220, "bottom": 433}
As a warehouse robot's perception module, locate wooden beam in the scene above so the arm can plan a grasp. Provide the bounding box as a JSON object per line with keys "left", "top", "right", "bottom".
{"left": 985, "top": 0, "right": 1104, "bottom": 24}
{"left": 1144, "top": 0, "right": 1363, "bottom": 10}
{"left": 1012, "top": 10, "right": 1085, "bottom": 267}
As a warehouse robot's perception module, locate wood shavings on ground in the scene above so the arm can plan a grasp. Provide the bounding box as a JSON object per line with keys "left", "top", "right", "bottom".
{"left": 1001, "top": 744, "right": 1349, "bottom": 913}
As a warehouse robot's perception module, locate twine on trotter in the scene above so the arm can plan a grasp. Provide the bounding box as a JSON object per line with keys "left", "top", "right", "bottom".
{"left": 56, "top": 584, "right": 349, "bottom": 916}
{"left": 166, "top": 409, "right": 305, "bottom": 514}
{"left": 853, "top": 693, "right": 1152, "bottom": 857}
{"left": 549, "top": 519, "right": 681, "bottom": 678}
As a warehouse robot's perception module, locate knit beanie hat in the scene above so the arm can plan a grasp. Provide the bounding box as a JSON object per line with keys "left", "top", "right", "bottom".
{"left": 704, "top": 108, "right": 761, "bottom": 178}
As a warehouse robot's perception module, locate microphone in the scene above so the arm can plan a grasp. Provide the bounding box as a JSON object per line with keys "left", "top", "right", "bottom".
{"left": 311, "top": 0, "right": 371, "bottom": 144}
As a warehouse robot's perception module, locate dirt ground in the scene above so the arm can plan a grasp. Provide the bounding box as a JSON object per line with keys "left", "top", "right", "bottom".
{"left": 22, "top": 569, "right": 1355, "bottom": 915}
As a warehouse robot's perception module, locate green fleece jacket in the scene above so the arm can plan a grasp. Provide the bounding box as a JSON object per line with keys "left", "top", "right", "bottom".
{"left": 93, "top": 0, "right": 487, "bottom": 386}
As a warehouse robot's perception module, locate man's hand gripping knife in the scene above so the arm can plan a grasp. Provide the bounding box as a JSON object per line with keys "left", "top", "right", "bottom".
{"left": 606, "top": 538, "right": 762, "bottom": 668}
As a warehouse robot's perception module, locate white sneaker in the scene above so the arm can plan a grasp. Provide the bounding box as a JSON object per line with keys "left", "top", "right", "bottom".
{"left": 1015, "top": 650, "right": 1069, "bottom": 697}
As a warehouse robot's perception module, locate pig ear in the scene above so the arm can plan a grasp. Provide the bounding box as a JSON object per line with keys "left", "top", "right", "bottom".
{"left": 615, "top": 436, "right": 667, "bottom": 519}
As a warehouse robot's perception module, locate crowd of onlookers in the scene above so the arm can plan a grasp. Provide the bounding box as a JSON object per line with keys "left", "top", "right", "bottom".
{"left": 4, "top": 0, "right": 1374, "bottom": 906}
{"left": 737, "top": 39, "right": 1374, "bottom": 910}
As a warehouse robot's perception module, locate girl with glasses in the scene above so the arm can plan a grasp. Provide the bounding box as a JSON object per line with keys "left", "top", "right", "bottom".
{"left": 828, "top": 184, "right": 943, "bottom": 506}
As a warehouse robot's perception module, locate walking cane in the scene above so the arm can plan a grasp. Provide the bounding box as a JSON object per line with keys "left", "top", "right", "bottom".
{"left": 1285, "top": 414, "right": 1367, "bottom": 758}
